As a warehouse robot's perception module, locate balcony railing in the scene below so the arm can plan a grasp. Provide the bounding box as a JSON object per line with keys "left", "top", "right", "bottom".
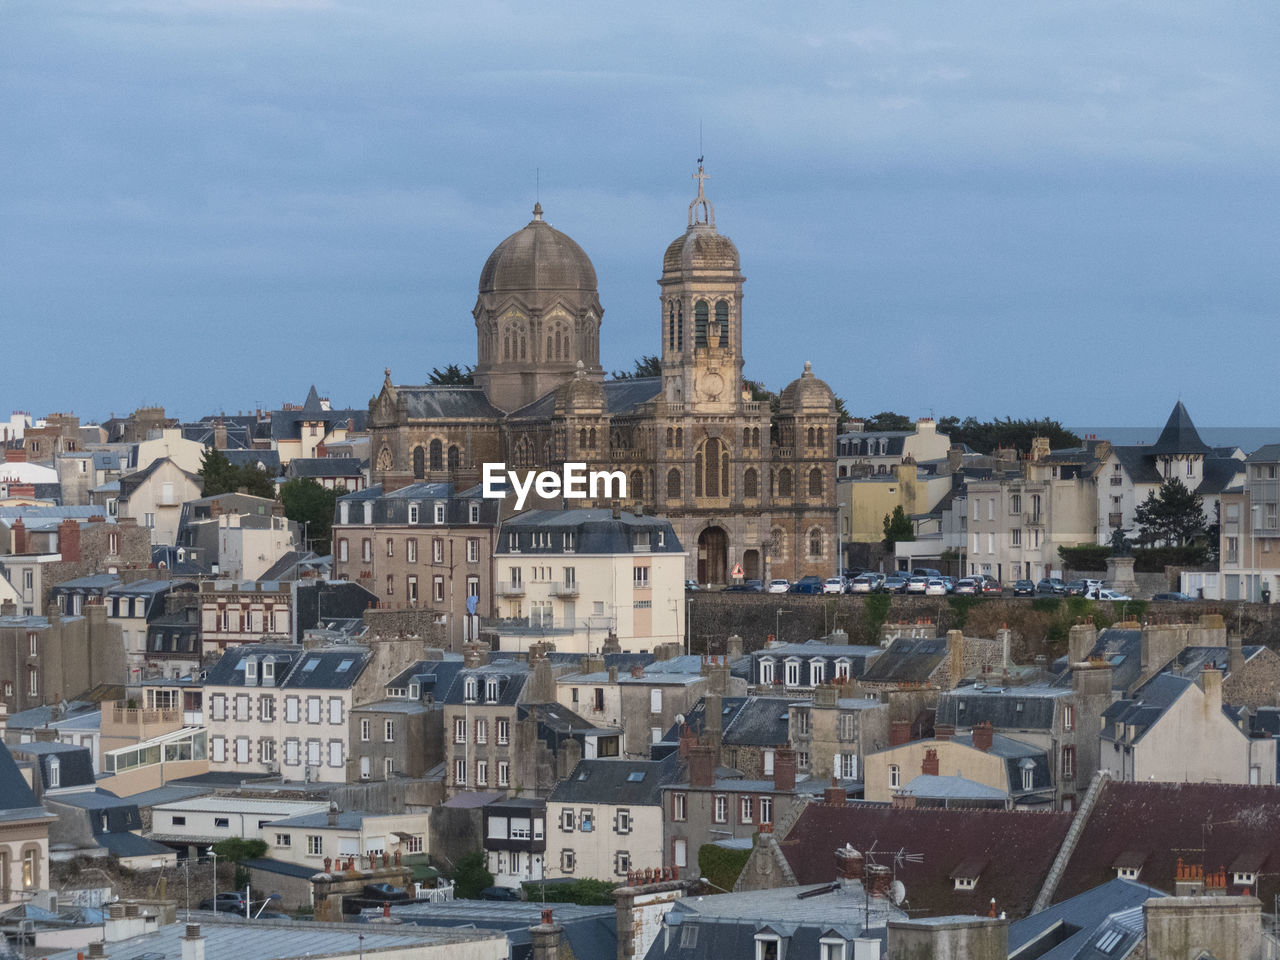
{"left": 494, "top": 582, "right": 526, "bottom": 597}
{"left": 552, "top": 582, "right": 580, "bottom": 598}
{"left": 480, "top": 616, "right": 575, "bottom": 636}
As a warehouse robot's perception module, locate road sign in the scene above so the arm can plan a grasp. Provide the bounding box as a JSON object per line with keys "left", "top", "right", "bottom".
{"left": 730, "top": 562, "right": 744, "bottom": 578}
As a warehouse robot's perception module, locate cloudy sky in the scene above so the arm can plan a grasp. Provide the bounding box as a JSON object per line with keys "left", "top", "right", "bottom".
{"left": 3, "top": 0, "right": 1277, "bottom": 427}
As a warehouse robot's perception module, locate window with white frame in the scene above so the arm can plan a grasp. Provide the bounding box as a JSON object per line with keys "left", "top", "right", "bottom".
{"left": 672, "top": 793, "right": 687, "bottom": 821}
{"left": 497, "top": 761, "right": 510, "bottom": 787}
{"left": 819, "top": 939, "right": 847, "bottom": 960}
{"left": 713, "top": 795, "right": 727, "bottom": 823}
{"left": 633, "top": 566, "right": 650, "bottom": 588}
{"left": 307, "top": 835, "right": 323, "bottom": 856}
{"left": 433, "top": 538, "right": 444, "bottom": 563}
{"left": 360, "top": 718, "right": 371, "bottom": 742}
{"left": 476, "top": 760, "right": 488, "bottom": 786}
{"left": 453, "top": 718, "right": 466, "bottom": 743}
{"left": 466, "top": 538, "right": 479, "bottom": 562}
{"left": 740, "top": 796, "right": 754, "bottom": 823}
{"left": 454, "top": 759, "right": 467, "bottom": 785}
{"left": 434, "top": 503, "right": 446, "bottom": 524}
{"left": 889, "top": 764, "right": 900, "bottom": 788}
{"left": 810, "top": 659, "right": 825, "bottom": 686}
{"left": 784, "top": 659, "right": 801, "bottom": 686}
{"left": 759, "top": 795, "right": 773, "bottom": 823}
{"left": 755, "top": 934, "right": 782, "bottom": 960}
{"left": 616, "top": 809, "right": 631, "bottom": 834}
{"left": 486, "top": 677, "right": 500, "bottom": 702}
{"left": 475, "top": 719, "right": 488, "bottom": 744}
{"left": 759, "top": 658, "right": 775, "bottom": 684}
{"left": 385, "top": 719, "right": 395, "bottom": 742}
{"left": 497, "top": 718, "right": 510, "bottom": 744}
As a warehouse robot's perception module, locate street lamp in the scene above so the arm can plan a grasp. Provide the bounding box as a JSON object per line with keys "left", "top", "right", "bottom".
{"left": 776, "top": 609, "right": 792, "bottom": 644}
{"left": 699, "top": 876, "right": 732, "bottom": 894}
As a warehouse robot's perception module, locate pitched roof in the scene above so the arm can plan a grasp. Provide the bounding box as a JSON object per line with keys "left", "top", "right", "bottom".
{"left": 936, "top": 685, "right": 1067, "bottom": 731}
{"left": 721, "top": 697, "right": 792, "bottom": 747}
{"left": 397, "top": 385, "right": 504, "bottom": 420}
{"left": 1149, "top": 401, "right": 1211, "bottom": 456}
{"left": 859, "top": 636, "right": 948, "bottom": 684}
{"left": 1009, "top": 878, "right": 1166, "bottom": 960}
{"left": 286, "top": 457, "right": 365, "bottom": 478}
{"left": 1054, "top": 780, "right": 1280, "bottom": 908}
{"left": 1099, "top": 673, "right": 1193, "bottom": 745}
{"left": 774, "top": 803, "right": 1073, "bottom": 919}
{"left": 0, "top": 741, "right": 50, "bottom": 822}
{"left": 549, "top": 754, "right": 680, "bottom": 806}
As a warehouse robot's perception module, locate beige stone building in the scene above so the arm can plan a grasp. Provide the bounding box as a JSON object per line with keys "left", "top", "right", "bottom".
{"left": 963, "top": 439, "right": 1101, "bottom": 582}
{"left": 365, "top": 167, "right": 838, "bottom": 585}
{"left": 837, "top": 417, "right": 951, "bottom": 478}
{"left": 1216, "top": 443, "right": 1280, "bottom": 602}
{"left": 0, "top": 741, "right": 53, "bottom": 903}
{"left": 117, "top": 457, "right": 204, "bottom": 548}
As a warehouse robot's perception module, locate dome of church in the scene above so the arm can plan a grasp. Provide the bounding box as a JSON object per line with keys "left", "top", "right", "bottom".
{"left": 553, "top": 362, "right": 606, "bottom": 416}
{"left": 478, "top": 203, "right": 598, "bottom": 298}
{"left": 662, "top": 228, "right": 740, "bottom": 275}
{"left": 779, "top": 361, "right": 836, "bottom": 415}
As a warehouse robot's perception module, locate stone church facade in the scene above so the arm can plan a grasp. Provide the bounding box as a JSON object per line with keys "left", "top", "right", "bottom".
{"left": 367, "top": 168, "right": 838, "bottom": 584}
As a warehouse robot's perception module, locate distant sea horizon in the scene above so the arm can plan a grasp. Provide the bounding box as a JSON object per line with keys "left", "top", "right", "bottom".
{"left": 1070, "top": 427, "right": 1280, "bottom": 453}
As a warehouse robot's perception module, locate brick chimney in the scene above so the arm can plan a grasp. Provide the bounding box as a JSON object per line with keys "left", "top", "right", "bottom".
{"left": 688, "top": 743, "right": 716, "bottom": 787}
{"left": 934, "top": 723, "right": 954, "bottom": 741}
{"left": 890, "top": 719, "right": 912, "bottom": 747}
{"left": 824, "top": 779, "right": 848, "bottom": 806}
{"left": 921, "top": 748, "right": 940, "bottom": 777}
{"left": 10, "top": 517, "right": 26, "bottom": 555}
{"left": 4, "top": 448, "right": 25, "bottom": 463}
{"left": 530, "top": 908, "right": 562, "bottom": 960}
{"left": 213, "top": 419, "right": 227, "bottom": 451}
{"left": 1228, "top": 634, "right": 1245, "bottom": 677}
{"left": 1068, "top": 621, "right": 1098, "bottom": 664}
{"left": 972, "top": 721, "right": 994, "bottom": 752}
{"left": 834, "top": 844, "right": 864, "bottom": 881}
{"left": 56, "top": 518, "right": 81, "bottom": 562}
{"left": 865, "top": 864, "right": 893, "bottom": 899}
{"left": 726, "top": 634, "right": 744, "bottom": 658}
{"left": 629, "top": 663, "right": 643, "bottom": 679}
{"left": 772, "top": 747, "right": 797, "bottom": 792}
{"left": 1201, "top": 664, "right": 1223, "bottom": 713}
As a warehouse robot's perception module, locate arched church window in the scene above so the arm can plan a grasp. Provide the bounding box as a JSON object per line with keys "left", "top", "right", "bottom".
{"left": 694, "top": 452, "right": 703, "bottom": 498}
{"left": 547, "top": 334, "right": 553, "bottom": 360}
{"left": 520, "top": 332, "right": 527, "bottom": 360}
{"left": 503, "top": 333, "right": 511, "bottom": 361}
{"left": 743, "top": 428, "right": 751, "bottom": 448}
{"left": 704, "top": 439, "right": 722, "bottom": 498}
{"left": 675, "top": 427, "right": 683, "bottom": 448}
{"left": 677, "top": 302, "right": 684, "bottom": 349}
{"left": 666, "top": 427, "right": 674, "bottom": 448}
{"left": 807, "top": 427, "right": 816, "bottom": 446}
{"left": 588, "top": 428, "right": 596, "bottom": 449}
{"left": 580, "top": 428, "right": 588, "bottom": 448}
{"left": 779, "top": 469, "right": 793, "bottom": 498}
{"left": 413, "top": 447, "right": 425, "bottom": 479}
{"left": 817, "top": 427, "right": 825, "bottom": 447}
{"left": 694, "top": 301, "right": 709, "bottom": 347}
{"left": 752, "top": 427, "right": 760, "bottom": 447}
{"left": 667, "top": 468, "right": 682, "bottom": 500}
{"left": 744, "top": 468, "right": 758, "bottom": 499}
{"left": 668, "top": 301, "right": 676, "bottom": 351}
{"left": 429, "top": 440, "right": 443, "bottom": 472}
{"left": 448, "top": 445, "right": 460, "bottom": 471}
{"left": 631, "top": 470, "right": 643, "bottom": 499}
{"left": 809, "top": 468, "right": 823, "bottom": 497}
{"left": 716, "top": 301, "right": 729, "bottom": 347}
{"left": 809, "top": 527, "right": 823, "bottom": 559}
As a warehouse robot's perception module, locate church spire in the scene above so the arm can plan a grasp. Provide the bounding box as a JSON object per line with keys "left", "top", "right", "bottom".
{"left": 688, "top": 162, "right": 715, "bottom": 229}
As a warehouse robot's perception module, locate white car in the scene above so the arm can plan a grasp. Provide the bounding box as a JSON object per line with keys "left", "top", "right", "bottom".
{"left": 767, "top": 579, "right": 790, "bottom": 594}
{"left": 924, "top": 578, "right": 948, "bottom": 596}
{"left": 1098, "top": 589, "right": 1132, "bottom": 601}
{"left": 822, "top": 577, "right": 846, "bottom": 594}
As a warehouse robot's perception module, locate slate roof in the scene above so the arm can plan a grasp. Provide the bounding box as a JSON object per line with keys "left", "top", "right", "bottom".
{"left": 97, "top": 831, "right": 173, "bottom": 858}
{"left": 222, "top": 449, "right": 282, "bottom": 473}
{"left": 774, "top": 803, "right": 1074, "bottom": 919}
{"left": 204, "top": 643, "right": 371, "bottom": 690}
{"left": 1099, "top": 673, "right": 1193, "bottom": 745}
{"left": 899, "top": 774, "right": 1008, "bottom": 802}
{"left": 398, "top": 385, "right": 505, "bottom": 420}
{"left": 1053, "top": 780, "right": 1280, "bottom": 908}
{"left": 286, "top": 457, "right": 366, "bottom": 478}
{"left": 504, "top": 378, "right": 663, "bottom": 421}
{"left": 256, "top": 549, "right": 330, "bottom": 582}
{"left": 1068, "top": 628, "right": 1142, "bottom": 692}
{"left": 721, "top": 697, "right": 793, "bottom": 747}
{"left": 269, "top": 391, "right": 367, "bottom": 441}
{"left": 936, "top": 685, "right": 1068, "bottom": 731}
{"left": 379, "top": 900, "right": 616, "bottom": 960}
{"left": 9, "top": 743, "right": 95, "bottom": 790}
{"left": 118, "top": 457, "right": 202, "bottom": 501}
{"left": 497, "top": 509, "right": 684, "bottom": 555}
{"left": 1149, "top": 401, "right": 1211, "bottom": 456}
{"left": 858, "top": 636, "right": 948, "bottom": 684}
{"left": 0, "top": 741, "right": 50, "bottom": 823}
{"left": 1009, "top": 878, "right": 1166, "bottom": 960}
{"left": 1247, "top": 444, "right": 1280, "bottom": 463}
{"left": 549, "top": 754, "right": 681, "bottom": 806}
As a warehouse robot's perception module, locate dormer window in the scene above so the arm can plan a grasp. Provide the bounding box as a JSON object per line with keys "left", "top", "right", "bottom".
{"left": 469, "top": 502, "right": 481, "bottom": 524}
{"left": 954, "top": 876, "right": 976, "bottom": 891}
{"left": 563, "top": 531, "right": 576, "bottom": 551}
{"left": 434, "top": 503, "right": 446, "bottom": 524}
{"left": 759, "top": 658, "right": 775, "bottom": 685}
{"left": 1020, "top": 758, "right": 1036, "bottom": 791}
{"left": 262, "top": 660, "right": 275, "bottom": 685}
{"left": 48, "top": 757, "right": 60, "bottom": 789}
{"left": 409, "top": 682, "right": 420, "bottom": 700}
{"left": 408, "top": 504, "right": 420, "bottom": 524}
{"left": 819, "top": 939, "right": 847, "bottom": 960}
{"left": 1234, "top": 871, "right": 1257, "bottom": 886}
{"left": 1117, "top": 866, "right": 1140, "bottom": 880}
{"left": 464, "top": 677, "right": 478, "bottom": 702}
{"left": 754, "top": 932, "right": 782, "bottom": 960}
{"left": 784, "top": 659, "right": 801, "bottom": 687}
{"left": 244, "top": 658, "right": 258, "bottom": 683}
{"left": 485, "top": 678, "right": 500, "bottom": 702}
{"left": 339, "top": 502, "right": 350, "bottom": 525}
{"left": 362, "top": 502, "right": 372, "bottom": 524}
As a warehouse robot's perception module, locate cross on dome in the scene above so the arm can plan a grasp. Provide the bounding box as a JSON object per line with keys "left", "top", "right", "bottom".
{"left": 688, "top": 162, "right": 716, "bottom": 229}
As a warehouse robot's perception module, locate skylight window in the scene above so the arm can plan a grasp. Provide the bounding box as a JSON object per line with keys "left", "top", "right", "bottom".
{"left": 303, "top": 658, "right": 320, "bottom": 672}
{"left": 627, "top": 771, "right": 646, "bottom": 782}
{"left": 337, "top": 659, "right": 354, "bottom": 673}
{"left": 1096, "top": 929, "right": 1123, "bottom": 953}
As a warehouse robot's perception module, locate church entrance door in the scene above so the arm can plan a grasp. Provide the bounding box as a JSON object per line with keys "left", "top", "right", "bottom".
{"left": 697, "top": 527, "right": 729, "bottom": 585}
{"left": 742, "top": 549, "right": 760, "bottom": 581}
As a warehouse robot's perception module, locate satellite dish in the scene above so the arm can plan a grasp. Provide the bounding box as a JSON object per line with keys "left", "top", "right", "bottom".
{"left": 890, "top": 880, "right": 906, "bottom": 905}
{"left": 674, "top": 713, "right": 685, "bottom": 727}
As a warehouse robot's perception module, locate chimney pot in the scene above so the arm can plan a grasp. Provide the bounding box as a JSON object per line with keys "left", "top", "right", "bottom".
{"left": 972, "top": 721, "right": 993, "bottom": 752}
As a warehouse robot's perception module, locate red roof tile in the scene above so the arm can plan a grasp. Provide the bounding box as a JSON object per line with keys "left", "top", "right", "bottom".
{"left": 775, "top": 803, "right": 1072, "bottom": 919}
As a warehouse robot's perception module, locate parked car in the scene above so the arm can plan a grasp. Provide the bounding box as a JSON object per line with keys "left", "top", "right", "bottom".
{"left": 924, "top": 578, "right": 948, "bottom": 596}
{"left": 1152, "top": 591, "right": 1196, "bottom": 602}
{"left": 481, "top": 886, "right": 523, "bottom": 901}
{"left": 882, "top": 575, "right": 909, "bottom": 594}
{"left": 822, "top": 577, "right": 846, "bottom": 595}
{"left": 941, "top": 576, "right": 957, "bottom": 593}
{"left": 1012, "top": 579, "right": 1035, "bottom": 597}
{"left": 1064, "top": 580, "right": 1089, "bottom": 597}
{"left": 363, "top": 882, "right": 411, "bottom": 902}
{"left": 789, "top": 579, "right": 823, "bottom": 595}
{"left": 767, "top": 579, "right": 790, "bottom": 594}
{"left": 1036, "top": 578, "right": 1067, "bottom": 595}
{"left": 905, "top": 576, "right": 930, "bottom": 594}
{"left": 912, "top": 567, "right": 944, "bottom": 579}
{"left": 684, "top": 579, "right": 700, "bottom": 592}
{"left": 849, "top": 573, "right": 884, "bottom": 593}
{"left": 980, "top": 579, "right": 1003, "bottom": 595}
{"left": 724, "top": 579, "right": 763, "bottom": 593}
{"left": 1098, "top": 589, "right": 1132, "bottom": 601}
{"left": 199, "top": 892, "right": 250, "bottom": 914}
{"left": 954, "top": 578, "right": 979, "bottom": 595}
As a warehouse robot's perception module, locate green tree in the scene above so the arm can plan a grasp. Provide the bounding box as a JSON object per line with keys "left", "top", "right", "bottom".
{"left": 451, "top": 851, "right": 493, "bottom": 900}
{"left": 863, "top": 411, "right": 914, "bottom": 432}
{"left": 611, "top": 355, "right": 662, "bottom": 379}
{"left": 883, "top": 505, "right": 915, "bottom": 543}
{"left": 199, "top": 448, "right": 276, "bottom": 499}
{"left": 211, "top": 838, "right": 268, "bottom": 892}
{"left": 280, "top": 478, "right": 343, "bottom": 555}
{"left": 428, "top": 364, "right": 474, "bottom": 385}
{"left": 1133, "top": 478, "right": 1206, "bottom": 548}
{"left": 936, "top": 416, "right": 1082, "bottom": 456}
